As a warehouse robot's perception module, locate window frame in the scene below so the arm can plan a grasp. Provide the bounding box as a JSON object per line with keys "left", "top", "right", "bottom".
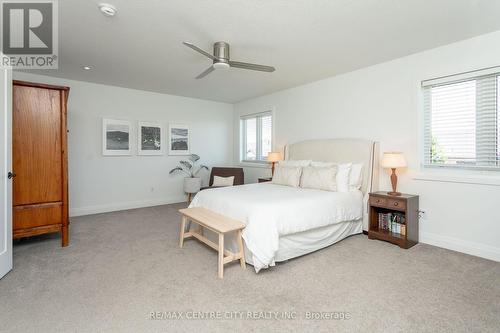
{"left": 421, "top": 67, "right": 500, "bottom": 172}
{"left": 240, "top": 110, "right": 274, "bottom": 164}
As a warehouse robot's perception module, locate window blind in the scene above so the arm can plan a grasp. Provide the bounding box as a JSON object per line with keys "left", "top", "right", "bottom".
{"left": 244, "top": 118, "right": 257, "bottom": 160}
{"left": 422, "top": 70, "right": 499, "bottom": 170}
{"left": 260, "top": 115, "right": 272, "bottom": 160}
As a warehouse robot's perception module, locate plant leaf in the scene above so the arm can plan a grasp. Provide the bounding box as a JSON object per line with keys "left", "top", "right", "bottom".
{"left": 193, "top": 165, "right": 209, "bottom": 176}
{"left": 180, "top": 160, "right": 192, "bottom": 170}
{"left": 189, "top": 154, "right": 200, "bottom": 162}
{"left": 169, "top": 167, "right": 188, "bottom": 176}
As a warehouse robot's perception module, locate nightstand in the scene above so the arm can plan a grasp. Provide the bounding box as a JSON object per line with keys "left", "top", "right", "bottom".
{"left": 368, "top": 191, "right": 419, "bottom": 249}
{"left": 258, "top": 177, "right": 272, "bottom": 183}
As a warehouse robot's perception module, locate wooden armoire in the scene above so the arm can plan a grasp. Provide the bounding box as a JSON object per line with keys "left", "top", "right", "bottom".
{"left": 12, "top": 80, "right": 70, "bottom": 247}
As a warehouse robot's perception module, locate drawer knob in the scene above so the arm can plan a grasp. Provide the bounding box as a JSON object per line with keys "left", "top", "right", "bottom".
{"left": 376, "top": 199, "right": 380, "bottom": 203}
{"left": 394, "top": 202, "right": 398, "bottom": 206}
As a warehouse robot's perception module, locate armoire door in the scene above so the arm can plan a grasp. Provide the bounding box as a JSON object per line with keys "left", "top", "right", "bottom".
{"left": 12, "top": 85, "right": 63, "bottom": 230}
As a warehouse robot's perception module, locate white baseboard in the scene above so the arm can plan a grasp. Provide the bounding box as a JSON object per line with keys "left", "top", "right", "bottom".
{"left": 420, "top": 232, "right": 500, "bottom": 262}
{"left": 69, "top": 196, "right": 186, "bottom": 217}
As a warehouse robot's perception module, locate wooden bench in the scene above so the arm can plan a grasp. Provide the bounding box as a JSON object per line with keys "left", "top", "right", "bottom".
{"left": 179, "top": 207, "right": 246, "bottom": 279}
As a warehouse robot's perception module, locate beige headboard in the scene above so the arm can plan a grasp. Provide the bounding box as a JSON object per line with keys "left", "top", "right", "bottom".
{"left": 284, "top": 138, "right": 379, "bottom": 230}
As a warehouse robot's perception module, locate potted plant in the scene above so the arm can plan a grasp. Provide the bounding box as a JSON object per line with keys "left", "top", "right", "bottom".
{"left": 169, "top": 154, "right": 209, "bottom": 195}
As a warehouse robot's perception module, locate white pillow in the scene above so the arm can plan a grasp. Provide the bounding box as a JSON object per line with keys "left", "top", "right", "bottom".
{"left": 311, "top": 161, "right": 363, "bottom": 191}
{"left": 310, "top": 161, "right": 335, "bottom": 168}
{"left": 212, "top": 176, "right": 234, "bottom": 187}
{"left": 279, "top": 159, "right": 311, "bottom": 167}
{"left": 349, "top": 163, "right": 363, "bottom": 190}
{"left": 336, "top": 163, "right": 351, "bottom": 192}
{"left": 272, "top": 166, "right": 302, "bottom": 187}
{"left": 300, "top": 166, "right": 338, "bottom": 191}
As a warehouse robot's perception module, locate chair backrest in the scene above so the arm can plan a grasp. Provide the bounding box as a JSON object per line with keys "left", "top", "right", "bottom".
{"left": 209, "top": 167, "right": 244, "bottom": 186}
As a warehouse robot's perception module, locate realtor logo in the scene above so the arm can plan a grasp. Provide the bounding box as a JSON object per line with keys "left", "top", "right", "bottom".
{"left": 1, "top": 0, "right": 58, "bottom": 68}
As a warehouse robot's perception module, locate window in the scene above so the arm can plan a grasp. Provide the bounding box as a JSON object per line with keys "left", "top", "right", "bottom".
{"left": 241, "top": 111, "right": 273, "bottom": 162}
{"left": 422, "top": 68, "right": 499, "bottom": 170}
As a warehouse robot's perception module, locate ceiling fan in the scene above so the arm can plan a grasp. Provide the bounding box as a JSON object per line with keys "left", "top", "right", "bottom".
{"left": 183, "top": 41, "right": 275, "bottom": 79}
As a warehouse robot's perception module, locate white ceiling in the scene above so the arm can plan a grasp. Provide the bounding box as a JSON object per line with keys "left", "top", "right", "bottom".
{"left": 27, "top": 0, "right": 500, "bottom": 103}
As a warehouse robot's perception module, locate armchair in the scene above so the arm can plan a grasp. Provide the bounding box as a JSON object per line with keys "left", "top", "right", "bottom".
{"left": 201, "top": 167, "right": 244, "bottom": 190}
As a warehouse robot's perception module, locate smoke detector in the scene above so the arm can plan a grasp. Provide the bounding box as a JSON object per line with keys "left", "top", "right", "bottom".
{"left": 98, "top": 3, "right": 117, "bottom": 17}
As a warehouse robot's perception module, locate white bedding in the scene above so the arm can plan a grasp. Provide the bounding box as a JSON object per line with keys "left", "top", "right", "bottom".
{"left": 189, "top": 183, "right": 363, "bottom": 272}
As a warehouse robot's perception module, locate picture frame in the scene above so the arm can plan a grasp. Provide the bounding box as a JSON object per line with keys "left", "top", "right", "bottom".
{"left": 102, "top": 118, "right": 132, "bottom": 156}
{"left": 168, "top": 124, "right": 190, "bottom": 155}
{"left": 138, "top": 122, "right": 163, "bottom": 155}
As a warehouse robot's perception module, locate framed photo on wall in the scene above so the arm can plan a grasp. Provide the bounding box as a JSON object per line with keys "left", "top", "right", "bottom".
{"left": 168, "top": 124, "right": 190, "bottom": 155}
{"left": 102, "top": 118, "right": 132, "bottom": 156}
{"left": 138, "top": 122, "right": 163, "bottom": 155}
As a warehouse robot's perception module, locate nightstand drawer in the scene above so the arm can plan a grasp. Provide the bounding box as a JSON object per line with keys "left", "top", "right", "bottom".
{"left": 387, "top": 198, "right": 406, "bottom": 210}
{"left": 369, "top": 196, "right": 387, "bottom": 207}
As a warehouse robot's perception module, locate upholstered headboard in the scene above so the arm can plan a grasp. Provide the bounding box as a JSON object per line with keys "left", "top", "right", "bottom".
{"left": 284, "top": 138, "right": 379, "bottom": 230}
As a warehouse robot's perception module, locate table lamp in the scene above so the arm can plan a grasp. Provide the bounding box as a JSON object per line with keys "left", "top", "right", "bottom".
{"left": 380, "top": 152, "right": 407, "bottom": 196}
{"left": 267, "top": 152, "right": 283, "bottom": 177}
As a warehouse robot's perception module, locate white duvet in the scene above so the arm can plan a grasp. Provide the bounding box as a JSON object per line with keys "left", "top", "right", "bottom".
{"left": 189, "top": 183, "right": 363, "bottom": 272}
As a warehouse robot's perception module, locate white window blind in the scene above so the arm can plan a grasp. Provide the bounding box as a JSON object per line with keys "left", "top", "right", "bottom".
{"left": 261, "top": 115, "right": 272, "bottom": 160}
{"left": 241, "top": 111, "right": 273, "bottom": 162}
{"left": 422, "top": 68, "right": 499, "bottom": 170}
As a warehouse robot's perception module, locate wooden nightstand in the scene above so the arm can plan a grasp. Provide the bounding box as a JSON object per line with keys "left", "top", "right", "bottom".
{"left": 258, "top": 177, "right": 272, "bottom": 183}
{"left": 368, "top": 191, "right": 419, "bottom": 249}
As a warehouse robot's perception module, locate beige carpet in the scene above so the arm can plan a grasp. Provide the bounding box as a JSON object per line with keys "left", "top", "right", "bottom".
{"left": 0, "top": 203, "right": 499, "bottom": 333}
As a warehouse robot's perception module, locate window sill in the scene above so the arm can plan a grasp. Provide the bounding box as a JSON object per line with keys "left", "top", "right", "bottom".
{"left": 413, "top": 171, "right": 500, "bottom": 186}
{"left": 239, "top": 161, "right": 270, "bottom": 169}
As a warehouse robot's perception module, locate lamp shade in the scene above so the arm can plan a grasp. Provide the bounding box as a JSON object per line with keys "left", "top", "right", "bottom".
{"left": 381, "top": 152, "right": 407, "bottom": 168}
{"left": 267, "top": 152, "right": 283, "bottom": 163}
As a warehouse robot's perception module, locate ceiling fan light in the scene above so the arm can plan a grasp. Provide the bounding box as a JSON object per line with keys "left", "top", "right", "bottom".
{"left": 213, "top": 62, "right": 230, "bottom": 70}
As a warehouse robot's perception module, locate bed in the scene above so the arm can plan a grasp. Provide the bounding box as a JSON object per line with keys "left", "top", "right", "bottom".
{"left": 189, "top": 138, "right": 379, "bottom": 272}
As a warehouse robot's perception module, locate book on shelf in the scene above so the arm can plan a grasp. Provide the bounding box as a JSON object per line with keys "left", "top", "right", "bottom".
{"left": 377, "top": 212, "right": 406, "bottom": 236}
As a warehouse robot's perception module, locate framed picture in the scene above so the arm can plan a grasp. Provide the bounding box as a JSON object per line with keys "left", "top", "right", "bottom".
{"left": 138, "top": 122, "right": 163, "bottom": 155}
{"left": 169, "top": 124, "right": 190, "bottom": 155}
{"left": 102, "top": 118, "right": 132, "bottom": 156}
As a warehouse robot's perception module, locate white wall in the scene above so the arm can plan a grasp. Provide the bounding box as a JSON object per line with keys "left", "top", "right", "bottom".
{"left": 234, "top": 31, "right": 500, "bottom": 262}
{"left": 14, "top": 72, "right": 234, "bottom": 216}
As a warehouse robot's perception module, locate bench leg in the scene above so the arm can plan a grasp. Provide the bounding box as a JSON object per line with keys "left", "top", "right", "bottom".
{"left": 179, "top": 216, "right": 186, "bottom": 248}
{"left": 218, "top": 233, "right": 224, "bottom": 279}
{"left": 237, "top": 229, "right": 246, "bottom": 269}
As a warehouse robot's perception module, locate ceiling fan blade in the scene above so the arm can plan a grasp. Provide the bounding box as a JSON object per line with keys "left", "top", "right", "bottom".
{"left": 183, "top": 42, "right": 217, "bottom": 61}
{"left": 195, "top": 66, "right": 215, "bottom": 79}
{"left": 229, "top": 61, "right": 275, "bottom": 72}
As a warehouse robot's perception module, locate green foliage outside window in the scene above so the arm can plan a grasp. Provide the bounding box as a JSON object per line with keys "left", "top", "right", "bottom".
{"left": 431, "top": 137, "right": 447, "bottom": 164}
